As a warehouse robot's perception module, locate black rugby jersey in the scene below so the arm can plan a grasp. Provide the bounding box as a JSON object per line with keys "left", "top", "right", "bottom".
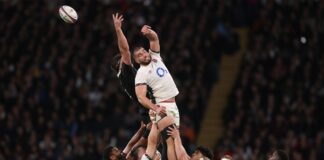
{"left": 117, "top": 63, "right": 137, "bottom": 100}
{"left": 117, "top": 62, "right": 155, "bottom": 104}
{"left": 117, "top": 62, "right": 155, "bottom": 124}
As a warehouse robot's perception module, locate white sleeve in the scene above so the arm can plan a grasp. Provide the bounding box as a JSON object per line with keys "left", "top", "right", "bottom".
{"left": 141, "top": 154, "right": 151, "bottom": 160}
{"left": 149, "top": 49, "right": 161, "bottom": 60}
{"left": 135, "top": 69, "right": 148, "bottom": 85}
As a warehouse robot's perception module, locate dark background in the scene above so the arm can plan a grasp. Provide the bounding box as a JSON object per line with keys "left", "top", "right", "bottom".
{"left": 0, "top": 0, "right": 323, "bottom": 159}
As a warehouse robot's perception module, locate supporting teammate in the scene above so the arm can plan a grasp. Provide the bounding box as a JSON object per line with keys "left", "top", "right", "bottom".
{"left": 131, "top": 116, "right": 176, "bottom": 160}
{"left": 167, "top": 126, "right": 214, "bottom": 160}
{"left": 103, "top": 122, "right": 146, "bottom": 160}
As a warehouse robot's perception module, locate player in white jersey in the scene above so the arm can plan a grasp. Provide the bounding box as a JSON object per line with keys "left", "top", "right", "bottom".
{"left": 167, "top": 125, "right": 214, "bottom": 160}
{"left": 134, "top": 25, "right": 180, "bottom": 127}
{"left": 133, "top": 25, "right": 179, "bottom": 160}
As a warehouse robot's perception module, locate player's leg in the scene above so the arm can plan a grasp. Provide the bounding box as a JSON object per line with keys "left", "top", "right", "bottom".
{"left": 156, "top": 102, "right": 180, "bottom": 127}
{"left": 141, "top": 115, "right": 177, "bottom": 160}
{"left": 142, "top": 123, "right": 159, "bottom": 159}
{"left": 157, "top": 116, "right": 177, "bottom": 160}
{"left": 154, "top": 103, "right": 179, "bottom": 160}
{"left": 168, "top": 103, "right": 180, "bottom": 127}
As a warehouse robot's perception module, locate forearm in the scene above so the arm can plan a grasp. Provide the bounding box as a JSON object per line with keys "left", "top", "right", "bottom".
{"left": 145, "top": 31, "right": 159, "bottom": 42}
{"left": 144, "top": 29, "right": 159, "bottom": 52}
{"left": 126, "top": 138, "right": 147, "bottom": 159}
{"left": 122, "top": 126, "right": 145, "bottom": 154}
{"left": 115, "top": 28, "right": 130, "bottom": 52}
{"left": 138, "top": 96, "right": 159, "bottom": 111}
{"left": 174, "top": 137, "right": 189, "bottom": 160}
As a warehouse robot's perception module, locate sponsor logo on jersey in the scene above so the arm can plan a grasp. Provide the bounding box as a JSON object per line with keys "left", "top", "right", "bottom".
{"left": 156, "top": 67, "right": 168, "bottom": 77}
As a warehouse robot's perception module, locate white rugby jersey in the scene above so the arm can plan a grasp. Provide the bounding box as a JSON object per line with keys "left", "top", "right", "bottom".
{"left": 135, "top": 50, "right": 179, "bottom": 103}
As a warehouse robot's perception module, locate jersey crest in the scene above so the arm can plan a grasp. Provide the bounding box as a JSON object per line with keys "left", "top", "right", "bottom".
{"left": 156, "top": 67, "right": 168, "bottom": 77}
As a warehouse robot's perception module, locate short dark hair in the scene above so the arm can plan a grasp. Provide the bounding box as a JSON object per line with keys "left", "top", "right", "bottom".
{"left": 195, "top": 146, "right": 214, "bottom": 159}
{"left": 132, "top": 46, "right": 142, "bottom": 56}
{"left": 103, "top": 146, "right": 114, "bottom": 160}
{"left": 130, "top": 145, "right": 145, "bottom": 160}
{"left": 276, "top": 150, "right": 289, "bottom": 160}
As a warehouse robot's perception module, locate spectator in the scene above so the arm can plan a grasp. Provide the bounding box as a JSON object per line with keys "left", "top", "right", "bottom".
{"left": 217, "top": 0, "right": 324, "bottom": 159}
{"left": 0, "top": 0, "right": 239, "bottom": 158}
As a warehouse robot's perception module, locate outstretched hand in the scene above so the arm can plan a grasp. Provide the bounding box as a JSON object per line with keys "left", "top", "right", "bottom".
{"left": 141, "top": 25, "right": 152, "bottom": 35}
{"left": 140, "top": 24, "right": 159, "bottom": 51}
{"left": 112, "top": 13, "right": 124, "bottom": 29}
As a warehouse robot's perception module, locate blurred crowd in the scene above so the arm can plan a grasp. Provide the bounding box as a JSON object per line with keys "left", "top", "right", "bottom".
{"left": 4, "top": 0, "right": 322, "bottom": 159}
{"left": 217, "top": 0, "right": 324, "bottom": 159}
{"left": 0, "top": 0, "right": 239, "bottom": 159}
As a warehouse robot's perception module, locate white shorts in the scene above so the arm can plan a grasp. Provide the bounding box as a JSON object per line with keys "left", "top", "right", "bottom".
{"left": 141, "top": 151, "right": 161, "bottom": 160}
{"left": 149, "top": 102, "right": 180, "bottom": 127}
{"left": 141, "top": 154, "right": 151, "bottom": 160}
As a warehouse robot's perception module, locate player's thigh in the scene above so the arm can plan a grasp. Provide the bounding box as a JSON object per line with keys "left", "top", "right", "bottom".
{"left": 166, "top": 106, "right": 180, "bottom": 127}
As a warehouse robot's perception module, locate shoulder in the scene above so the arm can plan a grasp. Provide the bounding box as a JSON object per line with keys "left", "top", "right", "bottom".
{"left": 136, "top": 66, "right": 154, "bottom": 79}
{"left": 120, "top": 63, "right": 136, "bottom": 76}
{"left": 136, "top": 67, "right": 147, "bottom": 75}
{"left": 135, "top": 67, "right": 151, "bottom": 83}
{"left": 121, "top": 62, "right": 136, "bottom": 70}
{"left": 121, "top": 62, "right": 131, "bottom": 69}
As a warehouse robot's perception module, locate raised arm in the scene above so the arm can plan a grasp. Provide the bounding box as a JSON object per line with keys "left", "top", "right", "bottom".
{"left": 141, "top": 25, "right": 160, "bottom": 52}
{"left": 112, "top": 13, "right": 131, "bottom": 65}
{"left": 167, "top": 126, "right": 190, "bottom": 160}
{"left": 122, "top": 122, "right": 146, "bottom": 155}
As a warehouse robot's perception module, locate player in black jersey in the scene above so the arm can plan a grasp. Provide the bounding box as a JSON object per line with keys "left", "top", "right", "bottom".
{"left": 110, "top": 13, "right": 174, "bottom": 160}
{"left": 105, "top": 13, "right": 155, "bottom": 159}
{"left": 111, "top": 13, "right": 154, "bottom": 125}
{"left": 111, "top": 54, "right": 153, "bottom": 126}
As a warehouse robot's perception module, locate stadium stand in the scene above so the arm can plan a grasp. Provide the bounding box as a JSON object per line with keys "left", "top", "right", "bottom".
{"left": 216, "top": 0, "right": 324, "bottom": 159}
{"left": 0, "top": 0, "right": 238, "bottom": 159}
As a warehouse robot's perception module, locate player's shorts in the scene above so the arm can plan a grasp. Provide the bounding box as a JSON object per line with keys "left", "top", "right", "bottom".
{"left": 141, "top": 154, "right": 152, "bottom": 160}
{"left": 150, "top": 102, "right": 180, "bottom": 127}
{"left": 140, "top": 151, "right": 161, "bottom": 160}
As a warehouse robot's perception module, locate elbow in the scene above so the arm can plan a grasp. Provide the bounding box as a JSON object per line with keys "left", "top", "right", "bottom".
{"left": 152, "top": 33, "right": 159, "bottom": 41}
{"left": 121, "top": 45, "right": 130, "bottom": 51}
{"left": 150, "top": 37, "right": 159, "bottom": 42}
{"left": 146, "top": 33, "right": 158, "bottom": 42}
{"left": 137, "top": 96, "right": 144, "bottom": 104}
{"left": 119, "top": 47, "right": 129, "bottom": 53}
